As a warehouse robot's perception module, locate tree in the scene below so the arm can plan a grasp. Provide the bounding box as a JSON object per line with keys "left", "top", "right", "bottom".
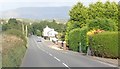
{"left": 65, "top": 1, "right": 118, "bottom": 50}
{"left": 2, "top": 18, "right": 22, "bottom": 31}
{"left": 88, "top": 18, "right": 117, "bottom": 31}
{"left": 69, "top": 2, "right": 88, "bottom": 28}
{"left": 65, "top": 2, "right": 88, "bottom": 45}
{"left": 89, "top": 1, "right": 118, "bottom": 28}
{"left": 88, "top": 2, "right": 105, "bottom": 19}
{"left": 28, "top": 20, "right": 66, "bottom": 39}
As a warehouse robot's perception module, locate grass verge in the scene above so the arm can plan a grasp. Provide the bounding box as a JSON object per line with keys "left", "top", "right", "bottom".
{"left": 2, "top": 34, "right": 27, "bottom": 67}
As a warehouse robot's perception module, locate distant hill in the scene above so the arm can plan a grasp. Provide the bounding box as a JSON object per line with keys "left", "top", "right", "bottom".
{"left": 0, "top": 6, "right": 71, "bottom": 20}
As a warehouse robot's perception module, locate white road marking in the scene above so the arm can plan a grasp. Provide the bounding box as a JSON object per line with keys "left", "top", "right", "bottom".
{"left": 62, "top": 63, "right": 71, "bottom": 69}
{"left": 62, "top": 63, "right": 69, "bottom": 67}
{"left": 49, "top": 53, "right": 53, "bottom": 56}
{"left": 33, "top": 38, "right": 71, "bottom": 69}
{"left": 34, "top": 37, "right": 116, "bottom": 68}
{"left": 95, "top": 60, "right": 117, "bottom": 67}
{"left": 54, "top": 57, "right": 61, "bottom": 62}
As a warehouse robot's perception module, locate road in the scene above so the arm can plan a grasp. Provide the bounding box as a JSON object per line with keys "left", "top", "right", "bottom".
{"left": 21, "top": 35, "right": 117, "bottom": 68}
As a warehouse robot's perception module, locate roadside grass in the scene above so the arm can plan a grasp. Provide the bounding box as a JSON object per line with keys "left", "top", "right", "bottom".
{"left": 2, "top": 35, "right": 26, "bottom": 67}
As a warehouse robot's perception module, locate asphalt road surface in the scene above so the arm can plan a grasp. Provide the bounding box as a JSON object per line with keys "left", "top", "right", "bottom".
{"left": 21, "top": 35, "right": 117, "bottom": 68}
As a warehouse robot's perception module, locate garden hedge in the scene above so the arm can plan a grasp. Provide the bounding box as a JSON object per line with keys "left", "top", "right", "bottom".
{"left": 68, "top": 27, "right": 88, "bottom": 52}
{"left": 89, "top": 32, "right": 118, "bottom": 58}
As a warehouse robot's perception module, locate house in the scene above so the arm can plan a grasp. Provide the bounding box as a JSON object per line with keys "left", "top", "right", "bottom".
{"left": 43, "top": 26, "right": 58, "bottom": 41}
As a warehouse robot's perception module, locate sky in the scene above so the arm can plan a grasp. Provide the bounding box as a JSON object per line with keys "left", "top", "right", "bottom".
{"left": 0, "top": 0, "right": 119, "bottom": 12}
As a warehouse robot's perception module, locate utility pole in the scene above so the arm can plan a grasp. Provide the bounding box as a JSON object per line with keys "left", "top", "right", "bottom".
{"left": 25, "top": 25, "right": 27, "bottom": 38}
{"left": 22, "top": 23, "right": 24, "bottom": 35}
{"left": 25, "top": 25, "right": 28, "bottom": 48}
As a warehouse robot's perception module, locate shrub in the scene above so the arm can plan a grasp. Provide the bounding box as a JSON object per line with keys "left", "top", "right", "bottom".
{"left": 2, "top": 18, "right": 22, "bottom": 31}
{"left": 89, "top": 32, "right": 118, "bottom": 58}
{"left": 68, "top": 28, "right": 81, "bottom": 51}
{"left": 68, "top": 27, "right": 88, "bottom": 52}
{"left": 4, "top": 29, "right": 26, "bottom": 43}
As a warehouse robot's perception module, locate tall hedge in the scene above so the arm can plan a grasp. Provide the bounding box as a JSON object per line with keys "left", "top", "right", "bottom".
{"left": 89, "top": 32, "right": 118, "bottom": 58}
{"left": 68, "top": 27, "right": 88, "bottom": 52}
{"left": 79, "top": 27, "right": 88, "bottom": 53}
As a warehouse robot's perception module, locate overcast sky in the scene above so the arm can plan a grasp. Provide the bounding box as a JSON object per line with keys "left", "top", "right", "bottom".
{"left": 0, "top": 0, "right": 119, "bottom": 12}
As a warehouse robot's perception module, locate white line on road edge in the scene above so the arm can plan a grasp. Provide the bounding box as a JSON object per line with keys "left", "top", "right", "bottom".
{"left": 96, "top": 60, "right": 117, "bottom": 67}
{"left": 54, "top": 57, "right": 61, "bottom": 62}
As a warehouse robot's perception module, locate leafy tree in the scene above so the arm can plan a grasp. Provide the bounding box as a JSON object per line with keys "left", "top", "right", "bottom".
{"left": 65, "top": 1, "right": 118, "bottom": 50}
{"left": 65, "top": 2, "right": 88, "bottom": 45}
{"left": 88, "top": 2, "right": 105, "bottom": 19}
{"left": 104, "top": 1, "right": 118, "bottom": 23}
{"left": 29, "top": 20, "right": 66, "bottom": 40}
{"left": 2, "top": 18, "right": 22, "bottom": 31}
{"left": 88, "top": 18, "right": 117, "bottom": 31}
{"left": 69, "top": 2, "right": 88, "bottom": 28}
{"left": 89, "top": 1, "right": 118, "bottom": 28}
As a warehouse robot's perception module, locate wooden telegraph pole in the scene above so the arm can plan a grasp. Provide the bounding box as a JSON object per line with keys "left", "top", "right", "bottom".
{"left": 25, "top": 25, "right": 28, "bottom": 48}
{"left": 22, "top": 23, "right": 25, "bottom": 35}
{"left": 25, "top": 25, "right": 27, "bottom": 38}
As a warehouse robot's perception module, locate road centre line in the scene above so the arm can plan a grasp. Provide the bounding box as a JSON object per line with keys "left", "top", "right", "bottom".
{"left": 49, "top": 53, "right": 53, "bottom": 56}
{"left": 33, "top": 37, "right": 115, "bottom": 68}
{"left": 54, "top": 57, "right": 61, "bottom": 62}
{"left": 62, "top": 63, "right": 70, "bottom": 69}
{"left": 33, "top": 38, "right": 70, "bottom": 68}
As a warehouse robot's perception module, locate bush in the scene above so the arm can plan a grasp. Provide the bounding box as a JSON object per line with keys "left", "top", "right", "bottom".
{"left": 2, "top": 18, "right": 22, "bottom": 31}
{"left": 68, "top": 27, "right": 88, "bottom": 52}
{"left": 68, "top": 28, "right": 81, "bottom": 51}
{"left": 4, "top": 29, "right": 26, "bottom": 43}
{"left": 89, "top": 32, "right": 118, "bottom": 58}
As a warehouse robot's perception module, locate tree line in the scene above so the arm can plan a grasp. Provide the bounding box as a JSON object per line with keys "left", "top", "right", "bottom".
{"left": 65, "top": 1, "right": 118, "bottom": 46}
{"left": 28, "top": 20, "right": 66, "bottom": 40}
{"left": 65, "top": 1, "right": 118, "bottom": 58}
